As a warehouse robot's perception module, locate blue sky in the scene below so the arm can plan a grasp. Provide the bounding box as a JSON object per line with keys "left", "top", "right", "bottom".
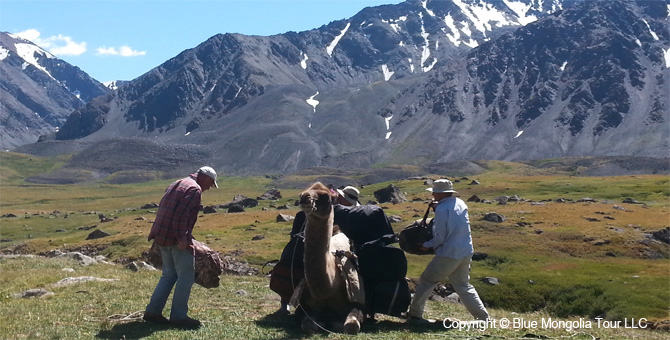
{"left": 1, "top": 0, "right": 403, "bottom": 83}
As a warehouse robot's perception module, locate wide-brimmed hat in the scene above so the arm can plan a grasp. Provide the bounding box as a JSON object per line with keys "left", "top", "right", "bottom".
{"left": 197, "top": 166, "right": 218, "bottom": 188}
{"left": 337, "top": 186, "right": 360, "bottom": 206}
{"left": 426, "top": 179, "right": 457, "bottom": 193}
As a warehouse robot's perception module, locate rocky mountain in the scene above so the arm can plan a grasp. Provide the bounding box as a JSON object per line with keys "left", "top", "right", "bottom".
{"left": 0, "top": 32, "right": 110, "bottom": 149}
{"left": 377, "top": 0, "right": 670, "bottom": 164}
{"left": 15, "top": 0, "right": 670, "bottom": 177}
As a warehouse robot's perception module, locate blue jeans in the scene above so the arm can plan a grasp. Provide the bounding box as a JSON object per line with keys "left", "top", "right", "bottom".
{"left": 146, "top": 245, "right": 195, "bottom": 320}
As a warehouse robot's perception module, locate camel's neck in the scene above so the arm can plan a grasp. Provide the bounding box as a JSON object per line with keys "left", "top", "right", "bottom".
{"left": 303, "top": 210, "right": 338, "bottom": 299}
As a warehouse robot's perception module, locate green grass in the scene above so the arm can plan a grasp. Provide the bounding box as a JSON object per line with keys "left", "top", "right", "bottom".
{"left": 1, "top": 151, "right": 669, "bottom": 339}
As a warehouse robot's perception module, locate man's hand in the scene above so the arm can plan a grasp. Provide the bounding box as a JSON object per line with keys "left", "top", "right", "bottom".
{"left": 428, "top": 200, "right": 438, "bottom": 210}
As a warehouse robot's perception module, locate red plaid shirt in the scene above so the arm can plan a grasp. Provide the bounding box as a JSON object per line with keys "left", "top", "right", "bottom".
{"left": 148, "top": 174, "right": 202, "bottom": 247}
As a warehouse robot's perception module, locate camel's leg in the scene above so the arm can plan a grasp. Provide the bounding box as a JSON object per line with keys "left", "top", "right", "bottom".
{"left": 342, "top": 308, "right": 363, "bottom": 335}
{"left": 301, "top": 317, "right": 320, "bottom": 336}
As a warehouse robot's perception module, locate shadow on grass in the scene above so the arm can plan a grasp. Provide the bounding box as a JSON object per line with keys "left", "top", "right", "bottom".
{"left": 254, "top": 312, "right": 304, "bottom": 340}
{"left": 96, "top": 321, "right": 172, "bottom": 339}
{"left": 362, "top": 318, "right": 447, "bottom": 334}
{"left": 254, "top": 312, "right": 446, "bottom": 338}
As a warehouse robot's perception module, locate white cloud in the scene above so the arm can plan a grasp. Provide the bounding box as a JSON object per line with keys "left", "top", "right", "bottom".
{"left": 14, "top": 29, "right": 86, "bottom": 56}
{"left": 96, "top": 45, "right": 146, "bottom": 57}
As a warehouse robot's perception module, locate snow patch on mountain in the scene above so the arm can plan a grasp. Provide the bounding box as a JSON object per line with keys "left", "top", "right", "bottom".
{"left": 326, "top": 22, "right": 351, "bottom": 56}
{"left": 503, "top": 0, "right": 538, "bottom": 25}
{"left": 306, "top": 91, "right": 319, "bottom": 113}
{"left": 664, "top": 48, "right": 670, "bottom": 68}
{"left": 300, "top": 51, "right": 309, "bottom": 69}
{"left": 421, "top": 0, "right": 435, "bottom": 17}
{"left": 14, "top": 43, "right": 56, "bottom": 80}
{"left": 641, "top": 19, "right": 659, "bottom": 41}
{"left": 382, "top": 64, "right": 395, "bottom": 81}
{"left": 0, "top": 46, "right": 9, "bottom": 60}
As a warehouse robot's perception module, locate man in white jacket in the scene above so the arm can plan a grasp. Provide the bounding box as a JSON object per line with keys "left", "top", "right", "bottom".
{"left": 407, "top": 179, "right": 489, "bottom": 325}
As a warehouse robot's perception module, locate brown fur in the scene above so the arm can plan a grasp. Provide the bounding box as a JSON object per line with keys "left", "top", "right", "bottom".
{"left": 297, "top": 182, "right": 363, "bottom": 335}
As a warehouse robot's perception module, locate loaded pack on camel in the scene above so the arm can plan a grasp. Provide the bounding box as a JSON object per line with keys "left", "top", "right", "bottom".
{"left": 272, "top": 182, "right": 410, "bottom": 335}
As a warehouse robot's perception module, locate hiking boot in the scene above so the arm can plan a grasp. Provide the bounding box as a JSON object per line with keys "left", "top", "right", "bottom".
{"left": 143, "top": 312, "right": 169, "bottom": 324}
{"left": 171, "top": 316, "right": 201, "bottom": 329}
{"left": 406, "top": 316, "right": 436, "bottom": 326}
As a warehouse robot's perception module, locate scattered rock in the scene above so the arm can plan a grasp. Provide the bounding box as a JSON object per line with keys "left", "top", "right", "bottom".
{"left": 141, "top": 203, "right": 159, "bottom": 209}
{"left": 534, "top": 229, "right": 544, "bottom": 234}
{"left": 235, "top": 289, "right": 248, "bottom": 295}
{"left": 59, "top": 252, "right": 98, "bottom": 266}
{"left": 251, "top": 235, "right": 265, "bottom": 241}
{"left": 86, "top": 229, "right": 111, "bottom": 240}
{"left": 467, "top": 195, "right": 482, "bottom": 203}
{"left": 227, "top": 204, "right": 245, "bottom": 213}
{"left": 472, "top": 252, "right": 488, "bottom": 261}
{"left": 53, "top": 276, "right": 119, "bottom": 287}
{"left": 13, "top": 289, "right": 54, "bottom": 298}
{"left": 622, "top": 198, "right": 641, "bottom": 204}
{"left": 388, "top": 215, "right": 403, "bottom": 223}
{"left": 220, "top": 195, "right": 259, "bottom": 208}
{"left": 203, "top": 206, "right": 217, "bottom": 214}
{"left": 1, "top": 213, "right": 18, "bottom": 218}
{"left": 481, "top": 277, "right": 499, "bottom": 285}
{"left": 469, "top": 180, "right": 480, "bottom": 185}
{"left": 593, "top": 240, "right": 611, "bottom": 246}
{"left": 483, "top": 212, "right": 506, "bottom": 223}
{"left": 126, "top": 261, "right": 157, "bottom": 272}
{"left": 276, "top": 214, "right": 294, "bottom": 222}
{"left": 257, "top": 189, "right": 282, "bottom": 200}
{"left": 613, "top": 205, "right": 627, "bottom": 211}
{"left": 134, "top": 216, "right": 146, "bottom": 221}
{"left": 222, "top": 256, "right": 259, "bottom": 276}
{"left": 276, "top": 204, "right": 291, "bottom": 210}
{"left": 373, "top": 184, "right": 406, "bottom": 204}
{"left": 578, "top": 198, "right": 597, "bottom": 203}
{"left": 507, "top": 195, "right": 522, "bottom": 202}
{"left": 584, "top": 217, "right": 601, "bottom": 222}
{"left": 651, "top": 227, "right": 669, "bottom": 244}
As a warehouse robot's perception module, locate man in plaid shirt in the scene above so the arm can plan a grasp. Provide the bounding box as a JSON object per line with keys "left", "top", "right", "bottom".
{"left": 144, "top": 166, "right": 218, "bottom": 329}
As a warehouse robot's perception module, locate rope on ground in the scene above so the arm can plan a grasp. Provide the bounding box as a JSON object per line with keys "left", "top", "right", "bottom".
{"left": 104, "top": 311, "right": 144, "bottom": 323}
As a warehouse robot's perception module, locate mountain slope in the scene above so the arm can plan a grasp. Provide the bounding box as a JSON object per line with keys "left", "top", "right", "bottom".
{"left": 378, "top": 0, "right": 669, "bottom": 164}
{"left": 0, "top": 32, "right": 110, "bottom": 149}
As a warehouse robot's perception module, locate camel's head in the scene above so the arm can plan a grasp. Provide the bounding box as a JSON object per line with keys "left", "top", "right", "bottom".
{"left": 299, "top": 182, "right": 336, "bottom": 217}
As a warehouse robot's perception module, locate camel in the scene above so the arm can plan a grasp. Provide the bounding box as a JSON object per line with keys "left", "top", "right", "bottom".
{"left": 295, "top": 182, "right": 364, "bottom": 335}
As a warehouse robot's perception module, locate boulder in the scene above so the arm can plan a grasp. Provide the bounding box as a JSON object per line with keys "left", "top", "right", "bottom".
{"left": 86, "top": 230, "right": 111, "bottom": 240}
{"left": 483, "top": 213, "right": 506, "bottom": 223}
{"left": 652, "top": 227, "right": 669, "bottom": 244}
{"left": 622, "top": 198, "right": 641, "bottom": 204}
{"left": 467, "top": 195, "right": 482, "bottom": 203}
{"left": 276, "top": 214, "right": 294, "bottom": 222}
{"left": 227, "top": 204, "right": 245, "bottom": 213}
{"left": 481, "top": 277, "right": 499, "bottom": 285}
{"left": 220, "top": 194, "right": 258, "bottom": 208}
{"left": 374, "top": 184, "right": 406, "bottom": 204}
{"left": 472, "top": 252, "right": 488, "bottom": 261}
{"left": 257, "top": 189, "right": 282, "bottom": 200}
{"left": 203, "top": 206, "right": 217, "bottom": 214}
{"left": 140, "top": 203, "right": 159, "bottom": 209}
{"left": 469, "top": 180, "right": 480, "bottom": 185}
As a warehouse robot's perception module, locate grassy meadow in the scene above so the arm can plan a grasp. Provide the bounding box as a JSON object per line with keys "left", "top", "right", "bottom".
{"left": 1, "top": 151, "right": 668, "bottom": 339}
